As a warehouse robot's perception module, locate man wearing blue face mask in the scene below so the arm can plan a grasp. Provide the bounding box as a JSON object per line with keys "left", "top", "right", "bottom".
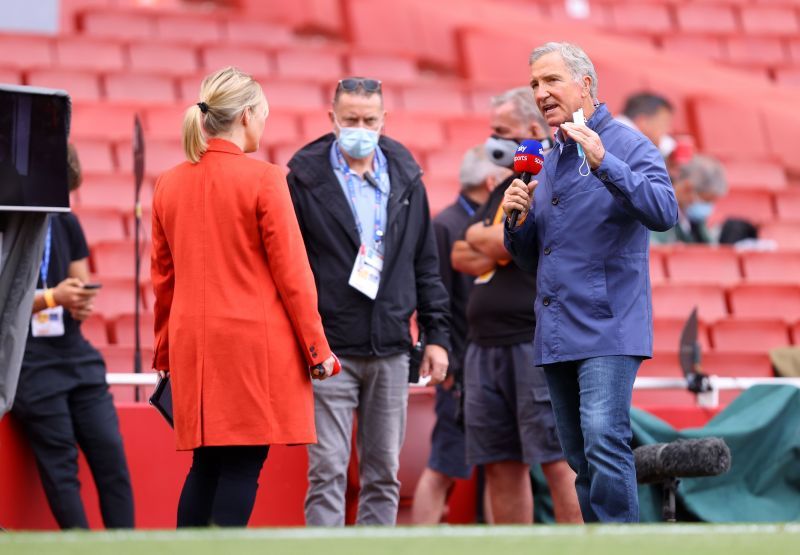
{"left": 287, "top": 77, "right": 451, "bottom": 526}
{"left": 651, "top": 154, "right": 728, "bottom": 245}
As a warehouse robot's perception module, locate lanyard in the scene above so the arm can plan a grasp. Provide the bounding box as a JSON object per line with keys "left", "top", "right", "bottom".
{"left": 458, "top": 195, "right": 476, "bottom": 217}
{"left": 40, "top": 217, "right": 52, "bottom": 288}
{"left": 334, "top": 145, "right": 387, "bottom": 246}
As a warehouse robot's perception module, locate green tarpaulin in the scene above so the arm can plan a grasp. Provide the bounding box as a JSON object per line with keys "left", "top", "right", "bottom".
{"left": 532, "top": 385, "right": 800, "bottom": 523}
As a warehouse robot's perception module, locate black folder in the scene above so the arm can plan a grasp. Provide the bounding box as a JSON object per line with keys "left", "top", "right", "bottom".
{"left": 149, "top": 374, "right": 174, "bottom": 428}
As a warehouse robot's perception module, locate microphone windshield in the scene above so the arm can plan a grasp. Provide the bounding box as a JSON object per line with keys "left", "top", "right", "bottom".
{"left": 513, "top": 139, "right": 545, "bottom": 176}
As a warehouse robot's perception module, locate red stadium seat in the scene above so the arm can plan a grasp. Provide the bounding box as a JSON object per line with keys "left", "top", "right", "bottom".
{"left": 724, "top": 38, "right": 787, "bottom": 66}
{"left": 91, "top": 278, "right": 146, "bottom": 319}
{"left": 653, "top": 317, "right": 711, "bottom": 353}
{"left": 79, "top": 10, "right": 155, "bottom": 41}
{"left": 760, "top": 222, "right": 800, "bottom": 250}
{"left": 707, "top": 190, "right": 774, "bottom": 227}
{"left": 401, "top": 85, "right": 469, "bottom": 116}
{"left": 691, "top": 99, "right": 769, "bottom": 159}
{"left": 99, "top": 345, "right": 154, "bottom": 374}
{"left": 775, "top": 69, "right": 800, "bottom": 88}
{"left": 274, "top": 49, "right": 345, "bottom": 82}
{"left": 721, "top": 161, "right": 787, "bottom": 191}
{"left": 26, "top": 70, "right": 101, "bottom": 102}
{"left": 70, "top": 140, "right": 115, "bottom": 174}
{"left": 298, "top": 111, "right": 334, "bottom": 143}
{"left": 269, "top": 142, "right": 306, "bottom": 168}
{"left": 421, "top": 177, "right": 457, "bottom": 217}
{"left": 55, "top": 38, "right": 125, "bottom": 72}
{"left": 710, "top": 318, "right": 790, "bottom": 354}
{"left": 633, "top": 389, "right": 697, "bottom": 409}
{"left": 702, "top": 351, "right": 774, "bottom": 379}
{"left": 665, "top": 247, "right": 742, "bottom": 286}
{"left": 0, "top": 69, "right": 22, "bottom": 84}
{"left": 200, "top": 46, "right": 273, "bottom": 77}
{"left": 105, "top": 73, "right": 177, "bottom": 103}
{"left": 424, "top": 148, "right": 466, "bottom": 182}
{"left": 73, "top": 207, "right": 127, "bottom": 243}
{"left": 347, "top": 54, "right": 420, "bottom": 85}
{"left": 610, "top": 4, "right": 673, "bottom": 34}
{"left": 740, "top": 6, "right": 800, "bottom": 37}
{"left": 78, "top": 176, "right": 153, "bottom": 211}
{"left": 70, "top": 103, "right": 140, "bottom": 142}
{"left": 260, "top": 111, "right": 302, "bottom": 147}
{"left": 92, "top": 240, "right": 151, "bottom": 280}
{"left": 143, "top": 104, "right": 190, "bottom": 141}
{"left": 659, "top": 37, "right": 725, "bottom": 62}
{"left": 81, "top": 313, "right": 109, "bottom": 348}
{"left": 113, "top": 312, "right": 155, "bottom": 349}
{"left": 652, "top": 284, "right": 728, "bottom": 321}
{"left": 638, "top": 353, "right": 682, "bottom": 378}
{"left": 238, "top": 0, "right": 345, "bottom": 38}
{"left": 384, "top": 114, "right": 445, "bottom": 151}
{"left": 115, "top": 139, "right": 184, "bottom": 177}
{"left": 0, "top": 35, "right": 53, "bottom": 70}
{"left": 728, "top": 284, "right": 800, "bottom": 321}
{"left": 442, "top": 116, "right": 489, "bottom": 151}
{"left": 793, "top": 322, "right": 800, "bottom": 345}
{"left": 774, "top": 190, "right": 800, "bottom": 222}
{"left": 740, "top": 251, "right": 800, "bottom": 285}
{"left": 588, "top": 62, "right": 649, "bottom": 116}
{"left": 155, "top": 15, "right": 223, "bottom": 45}
{"left": 675, "top": 5, "right": 738, "bottom": 35}
{"left": 223, "top": 19, "right": 294, "bottom": 48}
{"left": 128, "top": 43, "right": 199, "bottom": 76}
{"left": 195, "top": 80, "right": 324, "bottom": 110}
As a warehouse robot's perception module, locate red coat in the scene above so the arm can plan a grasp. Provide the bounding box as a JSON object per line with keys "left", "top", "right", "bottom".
{"left": 151, "top": 138, "right": 332, "bottom": 450}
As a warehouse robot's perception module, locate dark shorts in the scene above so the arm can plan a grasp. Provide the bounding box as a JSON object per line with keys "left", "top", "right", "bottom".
{"left": 464, "top": 341, "right": 564, "bottom": 467}
{"left": 427, "top": 382, "right": 472, "bottom": 479}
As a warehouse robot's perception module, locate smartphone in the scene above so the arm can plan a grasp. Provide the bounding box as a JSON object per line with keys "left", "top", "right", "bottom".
{"left": 83, "top": 283, "right": 103, "bottom": 290}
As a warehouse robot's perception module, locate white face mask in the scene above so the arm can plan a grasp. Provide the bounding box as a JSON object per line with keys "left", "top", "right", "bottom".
{"left": 334, "top": 116, "right": 381, "bottom": 159}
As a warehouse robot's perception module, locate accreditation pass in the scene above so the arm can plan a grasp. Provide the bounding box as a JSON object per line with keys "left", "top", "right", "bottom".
{"left": 349, "top": 244, "right": 383, "bottom": 300}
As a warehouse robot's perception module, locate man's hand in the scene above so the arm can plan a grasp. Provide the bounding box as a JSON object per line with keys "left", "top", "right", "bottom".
{"left": 451, "top": 240, "right": 496, "bottom": 276}
{"left": 502, "top": 178, "right": 537, "bottom": 223}
{"left": 311, "top": 355, "right": 337, "bottom": 381}
{"left": 419, "top": 344, "right": 449, "bottom": 386}
{"left": 560, "top": 122, "right": 605, "bottom": 169}
{"left": 52, "top": 278, "right": 97, "bottom": 321}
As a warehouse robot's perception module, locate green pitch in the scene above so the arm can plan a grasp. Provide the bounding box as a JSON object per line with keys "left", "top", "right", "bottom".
{"left": 2, "top": 524, "right": 798, "bottom": 555}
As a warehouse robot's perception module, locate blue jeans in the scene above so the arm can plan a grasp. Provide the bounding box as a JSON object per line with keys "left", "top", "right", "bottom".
{"left": 543, "top": 355, "right": 641, "bottom": 523}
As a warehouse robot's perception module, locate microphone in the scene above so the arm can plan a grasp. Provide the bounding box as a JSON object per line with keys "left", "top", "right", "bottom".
{"left": 634, "top": 437, "right": 732, "bottom": 485}
{"left": 508, "top": 139, "right": 544, "bottom": 228}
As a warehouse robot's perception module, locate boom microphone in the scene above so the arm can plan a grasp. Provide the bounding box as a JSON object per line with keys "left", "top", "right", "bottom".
{"left": 508, "top": 139, "right": 544, "bottom": 228}
{"left": 635, "top": 437, "right": 732, "bottom": 485}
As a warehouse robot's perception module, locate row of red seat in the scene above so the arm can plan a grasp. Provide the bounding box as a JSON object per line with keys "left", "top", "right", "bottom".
{"left": 654, "top": 316, "right": 799, "bottom": 354}
{"left": 650, "top": 247, "right": 800, "bottom": 286}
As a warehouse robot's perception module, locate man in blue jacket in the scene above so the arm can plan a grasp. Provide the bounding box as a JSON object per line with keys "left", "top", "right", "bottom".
{"left": 502, "top": 42, "right": 678, "bottom": 523}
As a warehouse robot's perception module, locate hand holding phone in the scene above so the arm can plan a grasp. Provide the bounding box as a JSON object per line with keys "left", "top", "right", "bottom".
{"left": 82, "top": 283, "right": 102, "bottom": 290}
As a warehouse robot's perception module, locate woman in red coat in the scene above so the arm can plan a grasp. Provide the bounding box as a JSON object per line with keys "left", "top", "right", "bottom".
{"left": 151, "top": 66, "right": 337, "bottom": 528}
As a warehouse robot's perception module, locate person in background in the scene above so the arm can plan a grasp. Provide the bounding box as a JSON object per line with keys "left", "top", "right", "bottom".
{"left": 452, "top": 87, "right": 582, "bottom": 525}
{"left": 651, "top": 154, "right": 728, "bottom": 245}
{"left": 411, "top": 146, "right": 510, "bottom": 525}
{"left": 617, "top": 92, "right": 675, "bottom": 158}
{"left": 504, "top": 42, "right": 678, "bottom": 523}
{"left": 287, "top": 77, "right": 451, "bottom": 526}
{"left": 151, "top": 66, "right": 337, "bottom": 528}
{"left": 11, "top": 144, "right": 135, "bottom": 530}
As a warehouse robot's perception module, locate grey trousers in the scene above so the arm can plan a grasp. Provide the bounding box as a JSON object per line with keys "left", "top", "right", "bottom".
{"left": 305, "top": 353, "right": 409, "bottom": 526}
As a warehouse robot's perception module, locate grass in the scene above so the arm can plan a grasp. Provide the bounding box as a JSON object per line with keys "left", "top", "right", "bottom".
{"left": 1, "top": 524, "right": 799, "bottom": 555}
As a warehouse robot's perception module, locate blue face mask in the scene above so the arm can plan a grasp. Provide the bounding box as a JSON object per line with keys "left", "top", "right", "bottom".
{"left": 336, "top": 121, "right": 380, "bottom": 159}
{"left": 685, "top": 201, "right": 714, "bottom": 223}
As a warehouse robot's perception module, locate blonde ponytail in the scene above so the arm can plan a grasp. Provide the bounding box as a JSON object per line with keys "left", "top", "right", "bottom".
{"left": 181, "top": 66, "right": 267, "bottom": 164}
{"left": 182, "top": 104, "right": 207, "bottom": 164}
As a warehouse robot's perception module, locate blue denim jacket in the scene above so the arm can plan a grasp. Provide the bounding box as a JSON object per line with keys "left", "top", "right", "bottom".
{"left": 504, "top": 104, "right": 678, "bottom": 365}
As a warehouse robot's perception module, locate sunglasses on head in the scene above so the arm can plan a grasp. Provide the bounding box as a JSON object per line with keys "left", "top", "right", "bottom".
{"left": 337, "top": 77, "right": 382, "bottom": 93}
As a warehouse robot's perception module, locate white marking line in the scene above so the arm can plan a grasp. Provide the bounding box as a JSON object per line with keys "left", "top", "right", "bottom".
{"left": 5, "top": 524, "right": 800, "bottom": 544}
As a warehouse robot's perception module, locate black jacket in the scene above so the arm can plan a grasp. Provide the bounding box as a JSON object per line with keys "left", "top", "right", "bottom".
{"left": 287, "top": 133, "right": 450, "bottom": 357}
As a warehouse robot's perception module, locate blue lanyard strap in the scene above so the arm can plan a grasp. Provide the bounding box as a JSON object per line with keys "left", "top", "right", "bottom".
{"left": 334, "top": 145, "right": 387, "bottom": 246}
{"left": 458, "top": 195, "right": 476, "bottom": 217}
{"left": 40, "top": 217, "right": 52, "bottom": 288}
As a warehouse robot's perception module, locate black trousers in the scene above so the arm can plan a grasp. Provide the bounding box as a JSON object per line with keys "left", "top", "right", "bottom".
{"left": 177, "top": 445, "right": 270, "bottom": 528}
{"left": 12, "top": 382, "right": 135, "bottom": 529}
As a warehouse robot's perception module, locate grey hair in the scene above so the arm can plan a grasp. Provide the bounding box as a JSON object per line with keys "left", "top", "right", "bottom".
{"left": 679, "top": 155, "right": 728, "bottom": 197}
{"left": 490, "top": 86, "right": 547, "bottom": 131}
{"left": 529, "top": 42, "right": 598, "bottom": 101}
{"left": 459, "top": 145, "right": 510, "bottom": 190}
